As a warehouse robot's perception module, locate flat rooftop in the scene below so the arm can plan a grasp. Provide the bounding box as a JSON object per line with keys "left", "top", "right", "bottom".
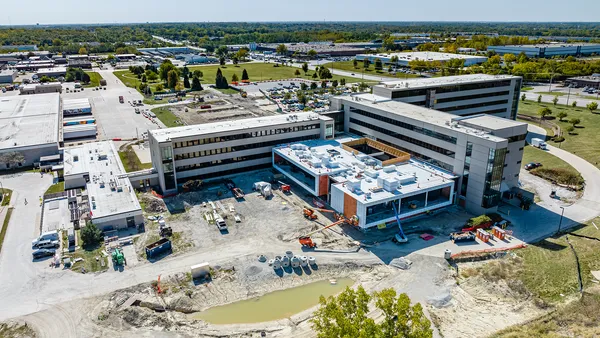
{"left": 36, "top": 67, "right": 67, "bottom": 73}
{"left": 150, "top": 112, "right": 330, "bottom": 143}
{"left": 358, "top": 51, "right": 486, "bottom": 61}
{"left": 377, "top": 74, "right": 519, "bottom": 90}
{"left": 452, "top": 114, "right": 526, "bottom": 131}
{"left": 495, "top": 43, "right": 600, "bottom": 48}
{"left": 339, "top": 97, "right": 506, "bottom": 142}
{"left": 63, "top": 141, "right": 141, "bottom": 220}
{"left": 274, "top": 139, "right": 454, "bottom": 203}
{"left": 63, "top": 98, "right": 91, "bottom": 110}
{"left": 0, "top": 93, "right": 60, "bottom": 150}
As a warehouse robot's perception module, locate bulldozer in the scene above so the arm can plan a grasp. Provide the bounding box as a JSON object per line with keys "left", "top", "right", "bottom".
{"left": 112, "top": 248, "right": 126, "bottom": 266}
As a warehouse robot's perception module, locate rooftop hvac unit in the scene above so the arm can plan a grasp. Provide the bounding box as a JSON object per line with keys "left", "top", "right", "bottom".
{"left": 364, "top": 169, "right": 378, "bottom": 178}
{"left": 382, "top": 165, "right": 396, "bottom": 173}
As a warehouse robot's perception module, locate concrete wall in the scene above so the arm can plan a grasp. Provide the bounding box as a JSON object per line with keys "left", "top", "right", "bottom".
{"left": 93, "top": 212, "right": 144, "bottom": 231}
{"left": 0, "top": 143, "right": 59, "bottom": 169}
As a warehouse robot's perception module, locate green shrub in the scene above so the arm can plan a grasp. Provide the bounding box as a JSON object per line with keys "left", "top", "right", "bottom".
{"left": 531, "top": 167, "right": 584, "bottom": 187}
{"left": 468, "top": 215, "right": 492, "bottom": 227}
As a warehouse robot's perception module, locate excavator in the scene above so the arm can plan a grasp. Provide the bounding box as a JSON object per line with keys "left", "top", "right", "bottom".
{"left": 299, "top": 213, "right": 359, "bottom": 248}
{"left": 302, "top": 207, "right": 336, "bottom": 220}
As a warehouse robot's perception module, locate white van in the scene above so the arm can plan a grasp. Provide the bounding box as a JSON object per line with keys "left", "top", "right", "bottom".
{"left": 32, "top": 231, "right": 59, "bottom": 247}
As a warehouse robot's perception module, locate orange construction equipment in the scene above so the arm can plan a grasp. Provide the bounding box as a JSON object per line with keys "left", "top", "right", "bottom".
{"left": 299, "top": 214, "right": 359, "bottom": 248}
{"left": 302, "top": 207, "right": 336, "bottom": 220}
{"left": 279, "top": 181, "right": 291, "bottom": 193}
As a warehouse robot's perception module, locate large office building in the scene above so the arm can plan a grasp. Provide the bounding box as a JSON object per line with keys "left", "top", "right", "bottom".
{"left": 63, "top": 141, "right": 143, "bottom": 230}
{"left": 148, "top": 113, "right": 335, "bottom": 194}
{"left": 369, "top": 74, "right": 522, "bottom": 120}
{"left": 329, "top": 97, "right": 527, "bottom": 215}
{"left": 0, "top": 93, "right": 61, "bottom": 169}
{"left": 355, "top": 52, "right": 488, "bottom": 67}
{"left": 487, "top": 43, "right": 600, "bottom": 58}
{"left": 274, "top": 138, "right": 455, "bottom": 229}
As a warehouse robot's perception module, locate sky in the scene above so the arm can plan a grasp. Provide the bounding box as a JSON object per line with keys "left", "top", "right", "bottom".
{"left": 1, "top": 0, "right": 599, "bottom": 25}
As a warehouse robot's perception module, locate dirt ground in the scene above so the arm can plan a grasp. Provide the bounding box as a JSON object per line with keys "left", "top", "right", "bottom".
{"left": 168, "top": 90, "right": 279, "bottom": 126}
{"left": 428, "top": 258, "right": 547, "bottom": 338}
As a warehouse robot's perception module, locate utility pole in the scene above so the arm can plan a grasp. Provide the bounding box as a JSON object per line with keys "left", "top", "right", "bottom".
{"left": 566, "top": 85, "right": 571, "bottom": 107}
{"left": 557, "top": 206, "right": 565, "bottom": 234}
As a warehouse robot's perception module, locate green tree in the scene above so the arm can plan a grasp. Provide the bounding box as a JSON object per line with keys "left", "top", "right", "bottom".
{"left": 219, "top": 56, "right": 226, "bottom": 66}
{"left": 569, "top": 117, "right": 581, "bottom": 127}
{"left": 319, "top": 66, "right": 332, "bottom": 79}
{"left": 311, "top": 286, "right": 432, "bottom": 338}
{"left": 374, "top": 58, "right": 383, "bottom": 71}
{"left": 504, "top": 53, "right": 517, "bottom": 64}
{"left": 215, "top": 68, "right": 229, "bottom": 89}
{"left": 155, "top": 83, "right": 165, "bottom": 92}
{"left": 374, "top": 288, "right": 433, "bottom": 338}
{"left": 295, "top": 69, "right": 301, "bottom": 77}
{"left": 587, "top": 101, "right": 598, "bottom": 113}
{"left": 191, "top": 76, "right": 203, "bottom": 91}
{"left": 141, "top": 74, "right": 147, "bottom": 83}
{"left": 340, "top": 78, "right": 346, "bottom": 86}
{"left": 538, "top": 107, "right": 552, "bottom": 119}
{"left": 159, "top": 60, "right": 176, "bottom": 84}
{"left": 537, "top": 94, "right": 542, "bottom": 103}
{"left": 182, "top": 66, "right": 189, "bottom": 77}
{"left": 302, "top": 62, "right": 309, "bottom": 75}
{"left": 572, "top": 101, "right": 578, "bottom": 107}
{"left": 175, "top": 82, "right": 184, "bottom": 92}
{"left": 232, "top": 56, "right": 239, "bottom": 65}
{"left": 353, "top": 59, "right": 358, "bottom": 68}
{"left": 557, "top": 111, "right": 568, "bottom": 121}
{"left": 235, "top": 48, "right": 248, "bottom": 61}
{"left": 552, "top": 96, "right": 559, "bottom": 105}
{"left": 193, "top": 70, "right": 203, "bottom": 79}
{"left": 359, "top": 82, "right": 369, "bottom": 91}
{"left": 390, "top": 55, "right": 399, "bottom": 64}
{"left": 363, "top": 58, "right": 370, "bottom": 69}
{"left": 383, "top": 36, "right": 396, "bottom": 51}
{"left": 167, "top": 69, "right": 179, "bottom": 89}
{"left": 241, "top": 69, "right": 249, "bottom": 81}
{"left": 78, "top": 47, "right": 87, "bottom": 55}
{"left": 81, "top": 223, "right": 102, "bottom": 248}
{"left": 231, "top": 73, "right": 239, "bottom": 83}
{"left": 215, "top": 45, "right": 229, "bottom": 58}
{"left": 521, "top": 93, "right": 526, "bottom": 101}
{"left": 307, "top": 49, "right": 317, "bottom": 58}
{"left": 81, "top": 73, "right": 91, "bottom": 84}
{"left": 107, "top": 54, "right": 115, "bottom": 61}
{"left": 276, "top": 44, "right": 288, "bottom": 55}
{"left": 183, "top": 73, "right": 190, "bottom": 88}
{"left": 566, "top": 125, "right": 575, "bottom": 134}
{"left": 332, "top": 80, "right": 338, "bottom": 88}
{"left": 284, "top": 92, "right": 292, "bottom": 100}
{"left": 0, "top": 151, "right": 25, "bottom": 168}
{"left": 312, "top": 73, "right": 318, "bottom": 79}
{"left": 321, "top": 81, "right": 328, "bottom": 89}
{"left": 310, "top": 82, "right": 318, "bottom": 90}
{"left": 298, "top": 92, "right": 308, "bottom": 105}
{"left": 300, "top": 83, "right": 308, "bottom": 90}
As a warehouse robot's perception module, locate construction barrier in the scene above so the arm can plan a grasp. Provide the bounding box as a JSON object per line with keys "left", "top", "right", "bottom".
{"left": 450, "top": 243, "right": 527, "bottom": 259}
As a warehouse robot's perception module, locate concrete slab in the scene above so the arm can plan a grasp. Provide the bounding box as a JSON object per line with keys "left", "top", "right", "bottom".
{"left": 41, "top": 198, "right": 72, "bottom": 233}
{"left": 132, "top": 144, "right": 152, "bottom": 164}
{"left": 122, "top": 245, "right": 139, "bottom": 267}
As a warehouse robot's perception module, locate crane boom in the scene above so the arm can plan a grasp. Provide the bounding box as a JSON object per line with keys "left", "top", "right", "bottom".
{"left": 303, "top": 219, "right": 345, "bottom": 237}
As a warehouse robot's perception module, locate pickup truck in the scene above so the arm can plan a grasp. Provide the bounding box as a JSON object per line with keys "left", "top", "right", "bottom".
{"left": 119, "top": 96, "right": 124, "bottom": 104}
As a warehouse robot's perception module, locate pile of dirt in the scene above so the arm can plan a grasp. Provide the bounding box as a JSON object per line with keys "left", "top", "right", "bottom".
{"left": 139, "top": 195, "right": 167, "bottom": 213}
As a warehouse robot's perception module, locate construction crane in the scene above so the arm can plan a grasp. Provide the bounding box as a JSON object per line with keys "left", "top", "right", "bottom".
{"left": 303, "top": 207, "right": 337, "bottom": 220}
{"left": 299, "top": 214, "right": 359, "bottom": 248}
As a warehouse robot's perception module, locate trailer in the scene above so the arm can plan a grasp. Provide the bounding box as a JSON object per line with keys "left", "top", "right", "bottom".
{"left": 450, "top": 231, "right": 476, "bottom": 243}
{"left": 531, "top": 138, "right": 547, "bottom": 150}
{"left": 145, "top": 238, "right": 172, "bottom": 259}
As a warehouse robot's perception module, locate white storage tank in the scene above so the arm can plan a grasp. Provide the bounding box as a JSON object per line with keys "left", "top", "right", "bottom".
{"left": 291, "top": 256, "right": 300, "bottom": 268}
{"left": 300, "top": 256, "right": 308, "bottom": 267}
{"left": 281, "top": 256, "right": 290, "bottom": 267}
{"left": 308, "top": 256, "right": 317, "bottom": 266}
{"left": 190, "top": 262, "right": 210, "bottom": 279}
{"left": 273, "top": 259, "right": 282, "bottom": 269}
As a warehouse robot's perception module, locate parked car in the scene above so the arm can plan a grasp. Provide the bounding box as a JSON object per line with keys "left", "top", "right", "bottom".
{"left": 524, "top": 162, "right": 542, "bottom": 170}
{"left": 34, "top": 240, "right": 60, "bottom": 249}
{"left": 32, "top": 248, "right": 56, "bottom": 259}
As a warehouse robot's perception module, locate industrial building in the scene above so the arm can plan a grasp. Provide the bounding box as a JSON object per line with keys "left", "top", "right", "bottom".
{"left": 273, "top": 138, "right": 455, "bottom": 229}
{"left": 487, "top": 43, "right": 600, "bottom": 58}
{"left": 20, "top": 83, "right": 62, "bottom": 95}
{"left": 62, "top": 98, "right": 92, "bottom": 116}
{"left": 355, "top": 52, "right": 488, "bottom": 67}
{"left": 0, "top": 69, "right": 17, "bottom": 84}
{"left": 369, "top": 74, "right": 522, "bottom": 119}
{"left": 35, "top": 67, "right": 67, "bottom": 78}
{"left": 565, "top": 74, "right": 600, "bottom": 88}
{"left": 148, "top": 112, "right": 335, "bottom": 194}
{"left": 329, "top": 97, "right": 527, "bottom": 215}
{"left": 0, "top": 93, "right": 61, "bottom": 169}
{"left": 63, "top": 141, "right": 143, "bottom": 230}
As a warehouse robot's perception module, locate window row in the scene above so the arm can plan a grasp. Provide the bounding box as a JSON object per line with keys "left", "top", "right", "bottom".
{"left": 171, "top": 123, "right": 320, "bottom": 149}
{"left": 439, "top": 99, "right": 509, "bottom": 112}
{"left": 349, "top": 107, "right": 457, "bottom": 144}
{"left": 175, "top": 152, "right": 272, "bottom": 173}
{"left": 435, "top": 80, "right": 513, "bottom": 94}
{"left": 435, "top": 90, "right": 509, "bottom": 104}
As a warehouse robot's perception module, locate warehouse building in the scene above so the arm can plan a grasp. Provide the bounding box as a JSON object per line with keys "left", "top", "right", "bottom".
{"left": 63, "top": 141, "right": 143, "bottom": 230}
{"left": 487, "top": 43, "right": 600, "bottom": 58}
{"left": 36, "top": 67, "right": 67, "bottom": 78}
{"left": 329, "top": 97, "right": 527, "bottom": 215}
{"left": 20, "top": 83, "right": 62, "bottom": 95}
{"left": 370, "top": 74, "right": 522, "bottom": 120}
{"left": 148, "top": 113, "right": 335, "bottom": 194}
{"left": 355, "top": 52, "right": 488, "bottom": 67}
{"left": 0, "top": 69, "right": 17, "bottom": 84}
{"left": 273, "top": 138, "right": 455, "bottom": 229}
{"left": 0, "top": 93, "right": 61, "bottom": 169}
{"left": 62, "top": 98, "right": 92, "bottom": 116}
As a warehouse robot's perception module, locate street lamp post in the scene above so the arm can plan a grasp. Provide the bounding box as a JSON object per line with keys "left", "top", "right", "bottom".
{"left": 566, "top": 85, "right": 571, "bottom": 107}
{"left": 557, "top": 206, "right": 565, "bottom": 234}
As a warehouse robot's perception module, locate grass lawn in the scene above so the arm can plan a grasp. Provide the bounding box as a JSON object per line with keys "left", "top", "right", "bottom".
{"left": 83, "top": 72, "right": 103, "bottom": 88}
{"left": 321, "top": 60, "right": 420, "bottom": 80}
{"left": 118, "top": 145, "right": 153, "bottom": 173}
{"left": 114, "top": 70, "right": 163, "bottom": 94}
{"left": 69, "top": 229, "right": 108, "bottom": 273}
{"left": 44, "top": 181, "right": 64, "bottom": 195}
{"left": 151, "top": 107, "right": 184, "bottom": 128}
{"left": 187, "top": 63, "right": 363, "bottom": 84}
{"left": 522, "top": 146, "right": 577, "bottom": 172}
{"left": 0, "top": 207, "right": 13, "bottom": 253}
{"left": 0, "top": 188, "right": 12, "bottom": 207}
{"left": 215, "top": 87, "right": 240, "bottom": 95}
{"left": 518, "top": 100, "right": 600, "bottom": 168}
{"left": 521, "top": 86, "right": 533, "bottom": 91}
{"left": 535, "top": 91, "right": 567, "bottom": 96}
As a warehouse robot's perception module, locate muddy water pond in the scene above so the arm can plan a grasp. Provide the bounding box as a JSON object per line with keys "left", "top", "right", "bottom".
{"left": 188, "top": 278, "right": 354, "bottom": 324}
